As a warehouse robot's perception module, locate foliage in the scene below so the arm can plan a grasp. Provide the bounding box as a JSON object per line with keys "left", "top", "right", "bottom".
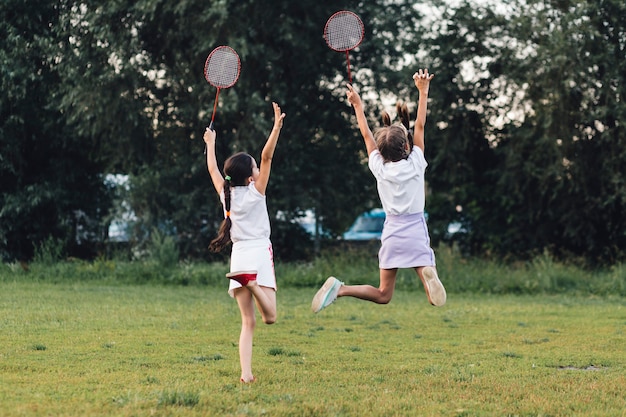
{"left": 32, "top": 236, "right": 65, "bottom": 266}
{"left": 2, "top": 0, "right": 625, "bottom": 265}
{"left": 145, "top": 228, "right": 179, "bottom": 268}
{"left": 4, "top": 246, "right": 626, "bottom": 296}
{"left": 413, "top": 0, "right": 626, "bottom": 265}
{"left": 0, "top": 0, "right": 113, "bottom": 261}
{"left": 484, "top": 0, "right": 626, "bottom": 263}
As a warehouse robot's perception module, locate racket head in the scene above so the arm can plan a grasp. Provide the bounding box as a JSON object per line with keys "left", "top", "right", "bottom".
{"left": 204, "top": 46, "right": 241, "bottom": 89}
{"left": 323, "top": 10, "right": 365, "bottom": 52}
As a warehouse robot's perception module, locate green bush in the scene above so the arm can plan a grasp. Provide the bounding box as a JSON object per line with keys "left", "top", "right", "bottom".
{"left": 32, "top": 236, "right": 65, "bottom": 265}
{"left": 2, "top": 243, "right": 625, "bottom": 297}
{"left": 147, "top": 228, "right": 179, "bottom": 268}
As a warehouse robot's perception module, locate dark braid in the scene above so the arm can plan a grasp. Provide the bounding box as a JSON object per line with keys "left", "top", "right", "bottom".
{"left": 208, "top": 178, "right": 232, "bottom": 252}
{"left": 208, "top": 152, "right": 254, "bottom": 252}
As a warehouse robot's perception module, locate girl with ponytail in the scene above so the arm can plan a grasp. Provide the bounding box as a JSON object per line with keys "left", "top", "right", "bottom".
{"left": 312, "top": 69, "right": 447, "bottom": 313}
{"left": 203, "top": 102, "right": 286, "bottom": 384}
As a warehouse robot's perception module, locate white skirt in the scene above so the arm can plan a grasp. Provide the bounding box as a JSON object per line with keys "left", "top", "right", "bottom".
{"left": 378, "top": 212, "right": 435, "bottom": 269}
{"left": 228, "top": 238, "right": 276, "bottom": 297}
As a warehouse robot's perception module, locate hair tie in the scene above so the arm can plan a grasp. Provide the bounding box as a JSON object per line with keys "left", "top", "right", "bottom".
{"left": 225, "top": 175, "right": 231, "bottom": 181}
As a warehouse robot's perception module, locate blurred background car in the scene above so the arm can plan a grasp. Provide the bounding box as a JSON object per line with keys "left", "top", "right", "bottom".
{"left": 341, "top": 208, "right": 466, "bottom": 243}
{"left": 342, "top": 208, "right": 386, "bottom": 241}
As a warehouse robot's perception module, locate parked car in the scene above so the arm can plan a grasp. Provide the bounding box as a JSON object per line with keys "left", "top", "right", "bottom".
{"left": 342, "top": 208, "right": 386, "bottom": 241}
{"left": 342, "top": 208, "right": 465, "bottom": 242}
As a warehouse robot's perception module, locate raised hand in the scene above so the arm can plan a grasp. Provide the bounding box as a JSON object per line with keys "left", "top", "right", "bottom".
{"left": 413, "top": 69, "right": 435, "bottom": 94}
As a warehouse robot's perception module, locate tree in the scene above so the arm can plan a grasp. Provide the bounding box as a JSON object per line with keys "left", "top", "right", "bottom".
{"left": 421, "top": 0, "right": 626, "bottom": 264}
{"left": 3, "top": 0, "right": 435, "bottom": 261}
{"left": 413, "top": 1, "right": 506, "bottom": 253}
{"left": 44, "top": 0, "right": 437, "bottom": 261}
{"left": 4, "top": 0, "right": 624, "bottom": 265}
{"left": 489, "top": 0, "right": 626, "bottom": 263}
{"left": 0, "top": 0, "right": 113, "bottom": 261}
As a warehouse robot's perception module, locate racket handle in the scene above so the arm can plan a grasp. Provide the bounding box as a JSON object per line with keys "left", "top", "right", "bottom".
{"left": 204, "top": 121, "right": 215, "bottom": 155}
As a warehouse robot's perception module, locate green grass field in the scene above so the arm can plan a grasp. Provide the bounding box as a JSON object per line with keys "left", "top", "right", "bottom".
{"left": 1, "top": 280, "right": 625, "bottom": 416}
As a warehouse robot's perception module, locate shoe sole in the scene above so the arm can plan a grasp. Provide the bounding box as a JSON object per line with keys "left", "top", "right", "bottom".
{"left": 226, "top": 270, "right": 257, "bottom": 286}
{"left": 311, "top": 277, "right": 338, "bottom": 313}
{"left": 422, "top": 267, "right": 446, "bottom": 306}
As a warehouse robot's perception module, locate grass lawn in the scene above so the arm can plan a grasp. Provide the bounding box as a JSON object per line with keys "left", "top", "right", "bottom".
{"left": 1, "top": 281, "right": 625, "bottom": 416}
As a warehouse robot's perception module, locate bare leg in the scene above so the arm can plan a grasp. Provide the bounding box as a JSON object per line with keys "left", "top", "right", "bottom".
{"left": 416, "top": 266, "right": 426, "bottom": 283}
{"left": 233, "top": 287, "right": 256, "bottom": 382}
{"left": 416, "top": 266, "right": 446, "bottom": 306}
{"left": 337, "top": 268, "right": 398, "bottom": 304}
{"left": 246, "top": 283, "right": 276, "bottom": 324}
{"left": 228, "top": 271, "right": 277, "bottom": 324}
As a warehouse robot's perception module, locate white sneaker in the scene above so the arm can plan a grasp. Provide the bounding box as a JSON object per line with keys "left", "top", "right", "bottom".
{"left": 421, "top": 267, "right": 446, "bottom": 306}
{"left": 311, "top": 277, "right": 343, "bottom": 313}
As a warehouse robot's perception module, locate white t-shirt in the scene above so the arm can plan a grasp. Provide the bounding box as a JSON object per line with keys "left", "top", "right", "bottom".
{"left": 368, "top": 146, "right": 427, "bottom": 215}
{"left": 220, "top": 183, "right": 271, "bottom": 242}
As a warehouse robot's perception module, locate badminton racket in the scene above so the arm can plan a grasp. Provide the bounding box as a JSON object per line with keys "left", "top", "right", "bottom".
{"left": 323, "top": 10, "right": 364, "bottom": 83}
{"left": 203, "top": 45, "right": 241, "bottom": 153}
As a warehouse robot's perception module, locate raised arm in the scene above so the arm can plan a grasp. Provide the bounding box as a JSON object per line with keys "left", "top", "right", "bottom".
{"left": 412, "top": 69, "right": 435, "bottom": 152}
{"left": 346, "top": 84, "right": 377, "bottom": 155}
{"left": 204, "top": 127, "right": 224, "bottom": 195}
{"left": 254, "top": 102, "right": 286, "bottom": 195}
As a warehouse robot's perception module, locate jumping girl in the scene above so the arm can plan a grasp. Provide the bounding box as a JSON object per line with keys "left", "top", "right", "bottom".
{"left": 312, "top": 69, "right": 446, "bottom": 312}
{"left": 204, "top": 102, "right": 286, "bottom": 383}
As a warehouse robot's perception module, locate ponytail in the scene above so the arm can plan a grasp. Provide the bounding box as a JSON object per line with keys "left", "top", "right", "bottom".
{"left": 381, "top": 111, "right": 392, "bottom": 127}
{"left": 396, "top": 101, "right": 413, "bottom": 144}
{"left": 208, "top": 176, "right": 233, "bottom": 252}
{"left": 374, "top": 101, "right": 413, "bottom": 162}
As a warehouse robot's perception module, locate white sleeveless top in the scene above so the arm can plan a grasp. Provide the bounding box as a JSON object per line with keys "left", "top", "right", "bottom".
{"left": 220, "top": 182, "right": 271, "bottom": 242}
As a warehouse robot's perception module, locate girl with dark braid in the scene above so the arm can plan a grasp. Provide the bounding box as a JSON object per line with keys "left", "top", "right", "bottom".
{"left": 312, "top": 69, "right": 446, "bottom": 312}
{"left": 203, "top": 101, "right": 286, "bottom": 383}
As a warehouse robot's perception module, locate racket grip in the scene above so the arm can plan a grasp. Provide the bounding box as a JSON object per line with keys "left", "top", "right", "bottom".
{"left": 204, "top": 122, "right": 215, "bottom": 155}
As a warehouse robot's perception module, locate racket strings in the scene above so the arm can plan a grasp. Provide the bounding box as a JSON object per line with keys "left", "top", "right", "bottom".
{"left": 205, "top": 48, "right": 240, "bottom": 89}
{"left": 325, "top": 13, "right": 364, "bottom": 51}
